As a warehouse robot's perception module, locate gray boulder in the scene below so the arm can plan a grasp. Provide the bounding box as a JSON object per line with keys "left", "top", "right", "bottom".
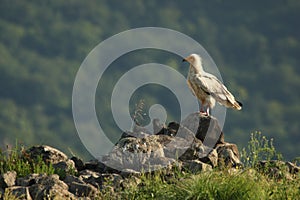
{"left": 0, "top": 171, "right": 17, "bottom": 188}
{"left": 28, "top": 174, "right": 76, "bottom": 200}
{"left": 182, "top": 160, "right": 212, "bottom": 173}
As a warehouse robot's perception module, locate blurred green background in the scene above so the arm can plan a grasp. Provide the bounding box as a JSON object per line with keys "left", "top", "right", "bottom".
{"left": 0, "top": 0, "right": 299, "bottom": 160}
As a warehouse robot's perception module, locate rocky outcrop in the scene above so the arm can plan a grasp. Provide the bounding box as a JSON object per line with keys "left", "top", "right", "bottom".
{"left": 1, "top": 113, "right": 297, "bottom": 199}
{"left": 100, "top": 113, "right": 233, "bottom": 172}
{"left": 0, "top": 113, "right": 242, "bottom": 199}
{"left": 25, "top": 145, "right": 76, "bottom": 174}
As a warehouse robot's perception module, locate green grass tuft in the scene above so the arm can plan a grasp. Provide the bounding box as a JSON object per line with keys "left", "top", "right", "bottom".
{"left": 0, "top": 142, "right": 55, "bottom": 177}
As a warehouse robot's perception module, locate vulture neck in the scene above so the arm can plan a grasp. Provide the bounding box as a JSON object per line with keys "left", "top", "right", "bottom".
{"left": 190, "top": 62, "right": 204, "bottom": 75}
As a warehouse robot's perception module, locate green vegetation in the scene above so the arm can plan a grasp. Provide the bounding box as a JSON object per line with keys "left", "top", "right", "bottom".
{"left": 0, "top": 1, "right": 299, "bottom": 161}
{"left": 118, "top": 167, "right": 299, "bottom": 200}
{"left": 0, "top": 142, "right": 55, "bottom": 177}
{"left": 241, "top": 131, "right": 282, "bottom": 168}
{"left": 1, "top": 190, "right": 20, "bottom": 200}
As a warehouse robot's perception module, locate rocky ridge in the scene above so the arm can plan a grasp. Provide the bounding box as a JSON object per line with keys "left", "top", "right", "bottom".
{"left": 0, "top": 113, "right": 299, "bottom": 199}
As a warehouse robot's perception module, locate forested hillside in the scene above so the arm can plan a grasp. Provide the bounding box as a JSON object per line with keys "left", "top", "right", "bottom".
{"left": 0, "top": 0, "right": 299, "bottom": 160}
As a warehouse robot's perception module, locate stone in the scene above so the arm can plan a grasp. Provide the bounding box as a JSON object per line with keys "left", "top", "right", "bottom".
{"left": 53, "top": 159, "right": 76, "bottom": 174}
{"left": 120, "top": 130, "right": 150, "bottom": 140}
{"left": 79, "top": 170, "right": 102, "bottom": 188}
{"left": 216, "top": 143, "right": 242, "bottom": 167}
{"left": 199, "top": 148, "right": 218, "bottom": 168}
{"left": 28, "top": 174, "right": 76, "bottom": 200}
{"left": 64, "top": 175, "right": 85, "bottom": 185}
{"left": 0, "top": 170, "right": 17, "bottom": 188}
{"left": 83, "top": 160, "right": 108, "bottom": 173}
{"left": 16, "top": 174, "right": 41, "bottom": 187}
{"left": 166, "top": 121, "right": 180, "bottom": 136}
{"left": 25, "top": 145, "right": 68, "bottom": 164}
{"left": 68, "top": 182, "right": 99, "bottom": 197}
{"left": 179, "top": 138, "right": 204, "bottom": 161}
{"left": 71, "top": 156, "right": 85, "bottom": 171}
{"left": 4, "top": 186, "right": 32, "bottom": 200}
{"left": 182, "top": 160, "right": 212, "bottom": 173}
{"left": 148, "top": 157, "right": 176, "bottom": 167}
{"left": 101, "top": 135, "right": 165, "bottom": 171}
{"left": 162, "top": 136, "right": 191, "bottom": 159}
{"left": 181, "top": 113, "right": 224, "bottom": 147}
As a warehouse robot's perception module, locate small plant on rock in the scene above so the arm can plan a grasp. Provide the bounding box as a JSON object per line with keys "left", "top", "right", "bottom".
{"left": 241, "top": 131, "right": 282, "bottom": 168}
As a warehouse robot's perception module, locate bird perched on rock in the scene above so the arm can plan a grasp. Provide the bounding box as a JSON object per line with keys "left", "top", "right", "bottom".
{"left": 182, "top": 53, "right": 242, "bottom": 115}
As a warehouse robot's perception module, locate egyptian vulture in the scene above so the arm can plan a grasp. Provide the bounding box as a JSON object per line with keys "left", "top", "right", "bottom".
{"left": 182, "top": 53, "right": 242, "bottom": 115}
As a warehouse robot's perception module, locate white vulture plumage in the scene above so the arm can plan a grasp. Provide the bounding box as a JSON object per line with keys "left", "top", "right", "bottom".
{"left": 183, "top": 53, "right": 242, "bottom": 115}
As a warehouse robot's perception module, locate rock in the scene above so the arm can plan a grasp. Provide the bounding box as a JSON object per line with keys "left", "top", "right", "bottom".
{"left": 147, "top": 157, "right": 176, "bottom": 167}
{"left": 162, "top": 135, "right": 191, "bottom": 159}
{"left": 101, "top": 112, "right": 242, "bottom": 172}
{"left": 68, "top": 182, "right": 99, "bottom": 198}
{"left": 182, "top": 160, "right": 212, "bottom": 173}
{"left": 53, "top": 159, "right": 76, "bottom": 174}
{"left": 180, "top": 113, "right": 224, "bottom": 147}
{"left": 179, "top": 138, "right": 204, "bottom": 161}
{"left": 79, "top": 170, "right": 102, "bottom": 188}
{"left": 85, "top": 160, "right": 107, "bottom": 173}
{"left": 216, "top": 143, "right": 242, "bottom": 167}
{"left": 199, "top": 148, "right": 218, "bottom": 168}
{"left": 16, "top": 174, "right": 41, "bottom": 187}
{"left": 100, "top": 173, "right": 123, "bottom": 190}
{"left": 101, "top": 135, "right": 165, "bottom": 171}
{"left": 118, "top": 136, "right": 165, "bottom": 157}
{"left": 71, "top": 156, "right": 85, "bottom": 171}
{"left": 76, "top": 170, "right": 124, "bottom": 191}
{"left": 166, "top": 121, "right": 180, "bottom": 136}
{"left": 0, "top": 171, "right": 17, "bottom": 188}
{"left": 64, "top": 175, "right": 85, "bottom": 185}
{"left": 28, "top": 174, "right": 76, "bottom": 200}
{"left": 120, "top": 130, "right": 150, "bottom": 140}
{"left": 285, "top": 161, "right": 300, "bottom": 174}
{"left": 63, "top": 174, "right": 101, "bottom": 198}
{"left": 4, "top": 186, "right": 32, "bottom": 200}
{"left": 25, "top": 145, "right": 68, "bottom": 164}
{"left": 257, "top": 160, "right": 293, "bottom": 179}
{"left": 120, "top": 169, "right": 141, "bottom": 178}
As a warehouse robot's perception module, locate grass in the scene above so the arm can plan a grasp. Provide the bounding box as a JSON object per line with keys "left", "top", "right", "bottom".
{"left": 0, "top": 142, "right": 55, "bottom": 177}
{"left": 1, "top": 133, "right": 299, "bottom": 200}
{"left": 118, "top": 167, "right": 300, "bottom": 200}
